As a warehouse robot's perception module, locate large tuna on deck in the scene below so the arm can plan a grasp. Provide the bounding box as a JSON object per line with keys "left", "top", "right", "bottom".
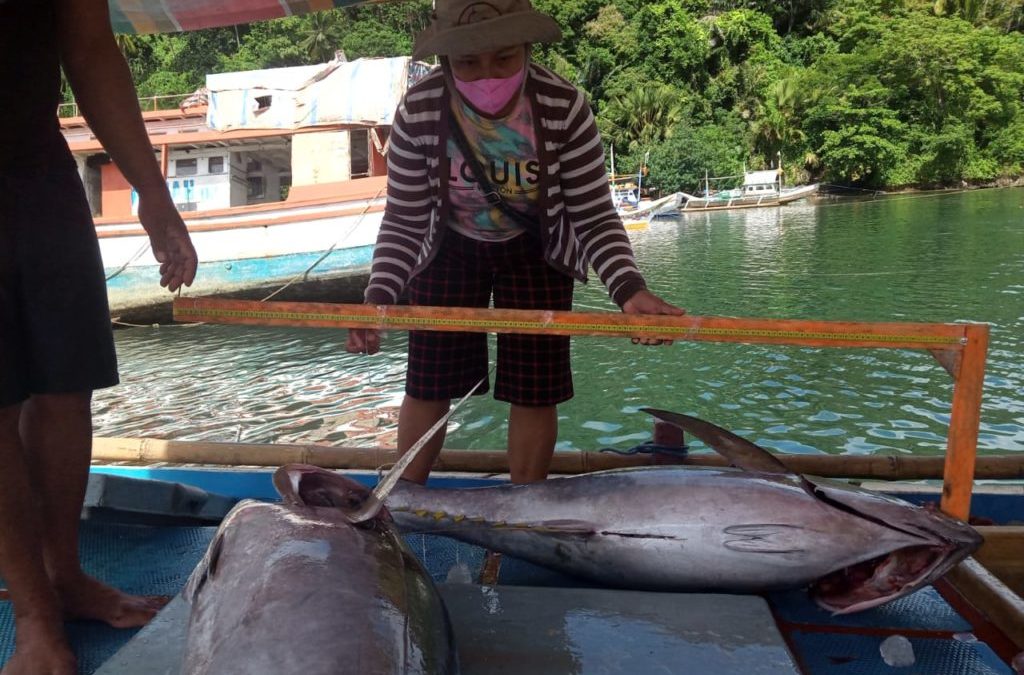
{"left": 387, "top": 410, "right": 982, "bottom": 614}
{"left": 181, "top": 465, "right": 457, "bottom": 675}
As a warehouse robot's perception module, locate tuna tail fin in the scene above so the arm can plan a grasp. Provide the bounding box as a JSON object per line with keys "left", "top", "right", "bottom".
{"left": 641, "top": 408, "right": 792, "bottom": 475}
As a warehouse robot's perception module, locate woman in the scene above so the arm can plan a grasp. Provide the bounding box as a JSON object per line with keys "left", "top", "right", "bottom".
{"left": 347, "top": 0, "right": 683, "bottom": 484}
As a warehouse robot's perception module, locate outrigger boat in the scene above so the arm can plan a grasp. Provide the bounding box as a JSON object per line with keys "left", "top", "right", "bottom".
{"left": 609, "top": 149, "right": 685, "bottom": 229}
{"left": 7, "top": 1, "right": 1020, "bottom": 673}
{"left": 11, "top": 298, "right": 1015, "bottom": 675}
{"left": 681, "top": 168, "right": 819, "bottom": 211}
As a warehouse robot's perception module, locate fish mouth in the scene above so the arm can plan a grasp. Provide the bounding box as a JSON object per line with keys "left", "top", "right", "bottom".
{"left": 810, "top": 541, "right": 973, "bottom": 614}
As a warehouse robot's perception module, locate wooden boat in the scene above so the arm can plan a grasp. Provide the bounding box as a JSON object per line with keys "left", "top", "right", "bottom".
{"left": 609, "top": 148, "right": 683, "bottom": 226}
{"left": 681, "top": 168, "right": 819, "bottom": 211}
{"left": 6, "top": 442, "right": 1010, "bottom": 675}
{"left": 4, "top": 301, "right": 1021, "bottom": 673}
{"left": 15, "top": 1, "right": 1015, "bottom": 667}
{"left": 60, "top": 56, "right": 429, "bottom": 322}
{"left": 618, "top": 191, "right": 685, "bottom": 227}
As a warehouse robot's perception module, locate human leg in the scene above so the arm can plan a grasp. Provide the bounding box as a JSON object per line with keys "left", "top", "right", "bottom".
{"left": 0, "top": 403, "right": 75, "bottom": 675}
{"left": 493, "top": 233, "right": 575, "bottom": 482}
{"left": 15, "top": 163, "right": 163, "bottom": 628}
{"left": 19, "top": 392, "right": 168, "bottom": 628}
{"left": 396, "top": 396, "right": 452, "bottom": 484}
{"left": 507, "top": 404, "right": 557, "bottom": 483}
{"left": 402, "top": 230, "right": 492, "bottom": 483}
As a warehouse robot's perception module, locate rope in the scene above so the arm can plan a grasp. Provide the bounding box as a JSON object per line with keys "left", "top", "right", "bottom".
{"left": 600, "top": 441, "right": 689, "bottom": 458}
{"left": 819, "top": 183, "right": 888, "bottom": 196}
{"left": 259, "top": 185, "right": 386, "bottom": 302}
{"left": 105, "top": 241, "right": 151, "bottom": 281}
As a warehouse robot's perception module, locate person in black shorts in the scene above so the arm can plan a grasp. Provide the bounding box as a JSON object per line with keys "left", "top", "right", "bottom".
{"left": 0, "top": 1, "right": 197, "bottom": 673}
{"left": 347, "top": 0, "right": 682, "bottom": 486}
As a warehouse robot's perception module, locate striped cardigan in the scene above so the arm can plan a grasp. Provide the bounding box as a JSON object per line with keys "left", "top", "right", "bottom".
{"left": 364, "top": 63, "right": 648, "bottom": 308}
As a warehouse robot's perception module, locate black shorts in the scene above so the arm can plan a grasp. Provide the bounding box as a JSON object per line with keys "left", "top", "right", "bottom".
{"left": 0, "top": 157, "right": 118, "bottom": 407}
{"left": 406, "top": 229, "right": 574, "bottom": 407}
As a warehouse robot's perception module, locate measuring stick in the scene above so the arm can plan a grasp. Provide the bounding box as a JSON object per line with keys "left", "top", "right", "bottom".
{"left": 172, "top": 297, "right": 966, "bottom": 350}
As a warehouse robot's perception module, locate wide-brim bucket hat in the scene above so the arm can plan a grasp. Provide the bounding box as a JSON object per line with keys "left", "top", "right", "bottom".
{"left": 413, "top": 0, "right": 562, "bottom": 59}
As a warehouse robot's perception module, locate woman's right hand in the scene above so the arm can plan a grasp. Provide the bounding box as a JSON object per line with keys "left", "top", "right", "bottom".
{"left": 346, "top": 329, "right": 382, "bottom": 355}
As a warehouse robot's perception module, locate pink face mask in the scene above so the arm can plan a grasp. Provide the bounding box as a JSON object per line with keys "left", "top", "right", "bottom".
{"left": 453, "top": 67, "right": 525, "bottom": 115}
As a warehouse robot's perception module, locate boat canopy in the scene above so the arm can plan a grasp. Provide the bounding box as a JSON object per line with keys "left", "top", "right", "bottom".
{"left": 743, "top": 169, "right": 781, "bottom": 187}
{"left": 108, "top": 0, "right": 394, "bottom": 34}
{"left": 206, "top": 56, "right": 430, "bottom": 131}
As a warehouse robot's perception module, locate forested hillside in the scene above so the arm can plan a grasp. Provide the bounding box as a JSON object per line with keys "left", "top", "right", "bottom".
{"left": 108, "top": 0, "right": 1024, "bottom": 191}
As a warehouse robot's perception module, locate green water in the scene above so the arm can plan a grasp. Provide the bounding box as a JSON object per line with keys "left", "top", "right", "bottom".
{"left": 96, "top": 188, "right": 1024, "bottom": 455}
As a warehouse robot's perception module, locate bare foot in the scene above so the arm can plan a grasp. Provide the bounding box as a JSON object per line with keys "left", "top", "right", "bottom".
{"left": 0, "top": 617, "right": 76, "bottom": 675}
{"left": 55, "top": 573, "right": 169, "bottom": 628}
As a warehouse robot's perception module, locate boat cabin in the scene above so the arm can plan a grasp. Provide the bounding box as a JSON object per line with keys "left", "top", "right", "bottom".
{"left": 60, "top": 56, "right": 430, "bottom": 220}
{"left": 742, "top": 168, "right": 782, "bottom": 197}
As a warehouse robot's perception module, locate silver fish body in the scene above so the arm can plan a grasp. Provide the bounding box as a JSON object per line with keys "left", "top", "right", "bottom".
{"left": 182, "top": 468, "right": 457, "bottom": 675}
{"left": 387, "top": 411, "right": 981, "bottom": 614}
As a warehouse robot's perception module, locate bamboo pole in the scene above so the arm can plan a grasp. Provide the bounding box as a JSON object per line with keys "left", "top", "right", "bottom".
{"left": 974, "top": 527, "right": 1024, "bottom": 595}
{"left": 90, "top": 437, "right": 1024, "bottom": 480}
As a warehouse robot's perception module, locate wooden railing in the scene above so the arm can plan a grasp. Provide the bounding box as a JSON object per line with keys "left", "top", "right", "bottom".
{"left": 58, "top": 93, "right": 197, "bottom": 118}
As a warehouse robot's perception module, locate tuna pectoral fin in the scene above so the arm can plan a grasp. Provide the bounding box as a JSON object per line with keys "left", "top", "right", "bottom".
{"left": 641, "top": 408, "right": 792, "bottom": 475}
{"left": 184, "top": 529, "right": 225, "bottom": 604}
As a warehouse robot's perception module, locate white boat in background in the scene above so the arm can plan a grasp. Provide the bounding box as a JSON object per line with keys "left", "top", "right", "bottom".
{"left": 618, "top": 192, "right": 685, "bottom": 229}
{"left": 60, "top": 55, "right": 430, "bottom": 322}
{"left": 609, "top": 148, "right": 683, "bottom": 225}
{"left": 680, "top": 168, "right": 819, "bottom": 211}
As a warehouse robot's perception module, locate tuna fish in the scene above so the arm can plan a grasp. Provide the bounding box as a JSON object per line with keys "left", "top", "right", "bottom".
{"left": 181, "top": 465, "right": 457, "bottom": 675}
{"left": 386, "top": 409, "right": 982, "bottom": 614}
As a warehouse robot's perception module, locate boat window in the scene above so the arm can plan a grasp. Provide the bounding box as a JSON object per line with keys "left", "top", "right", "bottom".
{"left": 247, "top": 176, "right": 265, "bottom": 200}
{"left": 175, "top": 158, "right": 197, "bottom": 176}
{"left": 208, "top": 156, "right": 225, "bottom": 174}
{"left": 254, "top": 95, "right": 272, "bottom": 114}
{"left": 350, "top": 129, "right": 370, "bottom": 178}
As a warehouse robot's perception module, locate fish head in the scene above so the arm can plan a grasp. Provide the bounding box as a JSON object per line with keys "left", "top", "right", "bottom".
{"left": 273, "top": 464, "right": 392, "bottom": 523}
{"left": 804, "top": 476, "right": 983, "bottom": 614}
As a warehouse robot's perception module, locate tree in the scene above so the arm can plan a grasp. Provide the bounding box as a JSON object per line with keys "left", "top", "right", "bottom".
{"left": 804, "top": 85, "right": 907, "bottom": 185}
{"left": 646, "top": 117, "right": 749, "bottom": 193}
{"left": 301, "top": 12, "right": 339, "bottom": 63}
{"left": 750, "top": 76, "right": 808, "bottom": 163}
{"left": 598, "top": 83, "right": 687, "bottom": 155}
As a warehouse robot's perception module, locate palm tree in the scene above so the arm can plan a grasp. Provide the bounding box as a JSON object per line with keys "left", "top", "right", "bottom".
{"left": 934, "top": 0, "right": 983, "bottom": 22}
{"left": 301, "top": 12, "right": 339, "bottom": 64}
{"left": 601, "top": 83, "right": 686, "bottom": 154}
{"left": 750, "top": 77, "right": 807, "bottom": 161}
{"left": 114, "top": 33, "right": 142, "bottom": 57}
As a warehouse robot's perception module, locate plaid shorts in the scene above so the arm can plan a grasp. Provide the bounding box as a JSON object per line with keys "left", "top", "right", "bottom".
{"left": 406, "top": 229, "right": 574, "bottom": 406}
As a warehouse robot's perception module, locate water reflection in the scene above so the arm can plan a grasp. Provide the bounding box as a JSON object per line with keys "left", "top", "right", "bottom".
{"left": 96, "top": 189, "right": 1024, "bottom": 454}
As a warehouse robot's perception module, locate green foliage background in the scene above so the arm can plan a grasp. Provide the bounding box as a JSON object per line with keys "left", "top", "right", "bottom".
{"left": 113, "top": 0, "right": 1024, "bottom": 191}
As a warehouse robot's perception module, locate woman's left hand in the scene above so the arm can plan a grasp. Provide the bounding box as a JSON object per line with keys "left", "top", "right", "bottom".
{"left": 622, "top": 290, "right": 686, "bottom": 346}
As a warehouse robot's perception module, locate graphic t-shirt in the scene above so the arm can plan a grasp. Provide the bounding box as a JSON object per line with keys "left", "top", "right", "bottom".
{"left": 447, "top": 94, "right": 540, "bottom": 242}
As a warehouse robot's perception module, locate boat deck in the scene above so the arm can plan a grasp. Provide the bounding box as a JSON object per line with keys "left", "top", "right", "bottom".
{"left": 1, "top": 468, "right": 1018, "bottom": 674}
